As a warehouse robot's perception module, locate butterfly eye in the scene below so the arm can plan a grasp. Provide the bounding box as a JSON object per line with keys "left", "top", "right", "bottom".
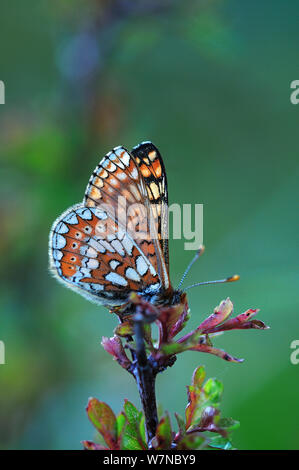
{"left": 83, "top": 226, "right": 92, "bottom": 234}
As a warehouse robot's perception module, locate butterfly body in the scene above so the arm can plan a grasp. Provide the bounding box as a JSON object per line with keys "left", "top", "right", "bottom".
{"left": 49, "top": 142, "right": 183, "bottom": 314}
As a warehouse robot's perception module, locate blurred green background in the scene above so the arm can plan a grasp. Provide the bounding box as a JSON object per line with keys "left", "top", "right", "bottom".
{"left": 0, "top": 0, "right": 298, "bottom": 450}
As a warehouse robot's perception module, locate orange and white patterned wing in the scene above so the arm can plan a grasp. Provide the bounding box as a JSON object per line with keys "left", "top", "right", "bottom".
{"left": 49, "top": 145, "right": 170, "bottom": 309}
{"left": 131, "top": 142, "right": 169, "bottom": 270}
{"left": 84, "top": 145, "right": 170, "bottom": 290}
{"left": 49, "top": 204, "right": 161, "bottom": 308}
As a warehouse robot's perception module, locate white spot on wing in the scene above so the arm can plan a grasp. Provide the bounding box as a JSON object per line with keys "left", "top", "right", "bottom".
{"left": 110, "top": 177, "right": 118, "bottom": 186}
{"left": 56, "top": 222, "right": 69, "bottom": 234}
{"left": 122, "top": 235, "right": 133, "bottom": 256}
{"left": 136, "top": 256, "right": 148, "bottom": 276}
{"left": 103, "top": 159, "right": 117, "bottom": 172}
{"left": 64, "top": 212, "right": 78, "bottom": 225}
{"left": 107, "top": 234, "right": 116, "bottom": 241}
{"left": 129, "top": 167, "right": 138, "bottom": 180}
{"left": 106, "top": 272, "right": 128, "bottom": 286}
{"left": 116, "top": 172, "right": 127, "bottom": 180}
{"left": 53, "top": 233, "right": 66, "bottom": 249}
{"left": 87, "top": 259, "right": 99, "bottom": 269}
{"left": 90, "top": 283, "right": 104, "bottom": 291}
{"left": 100, "top": 240, "right": 115, "bottom": 253}
{"left": 89, "top": 238, "right": 106, "bottom": 253}
{"left": 79, "top": 267, "right": 91, "bottom": 277}
{"left": 86, "top": 246, "right": 98, "bottom": 258}
{"left": 109, "top": 260, "right": 120, "bottom": 270}
{"left": 53, "top": 249, "right": 63, "bottom": 261}
{"left": 76, "top": 208, "right": 92, "bottom": 220}
{"left": 91, "top": 208, "right": 108, "bottom": 220}
{"left": 125, "top": 268, "right": 140, "bottom": 282}
{"left": 115, "top": 148, "right": 130, "bottom": 166}
{"left": 111, "top": 239, "right": 125, "bottom": 256}
{"left": 149, "top": 264, "right": 156, "bottom": 276}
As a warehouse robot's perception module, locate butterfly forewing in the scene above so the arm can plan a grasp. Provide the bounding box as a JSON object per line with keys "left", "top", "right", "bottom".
{"left": 84, "top": 145, "right": 170, "bottom": 289}
{"left": 131, "top": 142, "right": 169, "bottom": 270}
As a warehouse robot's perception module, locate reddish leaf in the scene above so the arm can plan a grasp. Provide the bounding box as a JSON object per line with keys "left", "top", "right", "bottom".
{"left": 186, "top": 405, "right": 227, "bottom": 437}
{"left": 168, "top": 294, "right": 190, "bottom": 339}
{"left": 157, "top": 295, "right": 189, "bottom": 344}
{"left": 101, "top": 335, "right": 131, "bottom": 370}
{"left": 199, "top": 405, "right": 219, "bottom": 428}
{"left": 81, "top": 440, "right": 108, "bottom": 450}
{"left": 197, "top": 298, "right": 233, "bottom": 332}
{"left": 188, "top": 409, "right": 240, "bottom": 440}
{"left": 191, "top": 365, "right": 206, "bottom": 388}
{"left": 185, "top": 366, "right": 205, "bottom": 429}
{"left": 240, "top": 319, "right": 269, "bottom": 330}
{"left": 190, "top": 343, "right": 244, "bottom": 363}
{"left": 86, "top": 398, "right": 118, "bottom": 449}
{"left": 204, "top": 308, "right": 269, "bottom": 333}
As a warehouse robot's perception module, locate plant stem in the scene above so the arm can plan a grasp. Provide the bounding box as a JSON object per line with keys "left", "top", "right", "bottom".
{"left": 133, "top": 316, "right": 158, "bottom": 444}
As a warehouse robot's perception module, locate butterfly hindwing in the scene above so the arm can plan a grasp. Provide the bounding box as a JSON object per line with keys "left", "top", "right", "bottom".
{"left": 49, "top": 204, "right": 161, "bottom": 307}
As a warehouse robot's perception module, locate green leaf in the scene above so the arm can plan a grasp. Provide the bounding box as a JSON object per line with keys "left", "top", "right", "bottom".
{"left": 161, "top": 342, "right": 184, "bottom": 355}
{"left": 121, "top": 422, "right": 144, "bottom": 450}
{"left": 139, "top": 415, "right": 146, "bottom": 445}
{"left": 143, "top": 324, "right": 154, "bottom": 349}
{"left": 203, "top": 378, "right": 223, "bottom": 407}
{"left": 116, "top": 412, "right": 126, "bottom": 438}
{"left": 124, "top": 400, "right": 141, "bottom": 426}
{"left": 176, "top": 434, "right": 208, "bottom": 450}
{"left": 175, "top": 412, "right": 186, "bottom": 436}
{"left": 154, "top": 413, "right": 172, "bottom": 450}
{"left": 86, "top": 398, "right": 117, "bottom": 449}
{"left": 186, "top": 369, "right": 224, "bottom": 429}
{"left": 119, "top": 400, "right": 147, "bottom": 450}
{"left": 209, "top": 435, "right": 234, "bottom": 450}
{"left": 217, "top": 417, "right": 240, "bottom": 432}
{"left": 114, "top": 321, "right": 134, "bottom": 337}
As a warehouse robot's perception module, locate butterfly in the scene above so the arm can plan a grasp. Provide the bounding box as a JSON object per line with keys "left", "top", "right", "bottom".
{"left": 49, "top": 142, "right": 183, "bottom": 314}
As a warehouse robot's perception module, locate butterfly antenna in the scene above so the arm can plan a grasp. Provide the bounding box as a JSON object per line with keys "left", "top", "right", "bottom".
{"left": 177, "top": 245, "right": 205, "bottom": 290}
{"left": 184, "top": 274, "right": 240, "bottom": 291}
